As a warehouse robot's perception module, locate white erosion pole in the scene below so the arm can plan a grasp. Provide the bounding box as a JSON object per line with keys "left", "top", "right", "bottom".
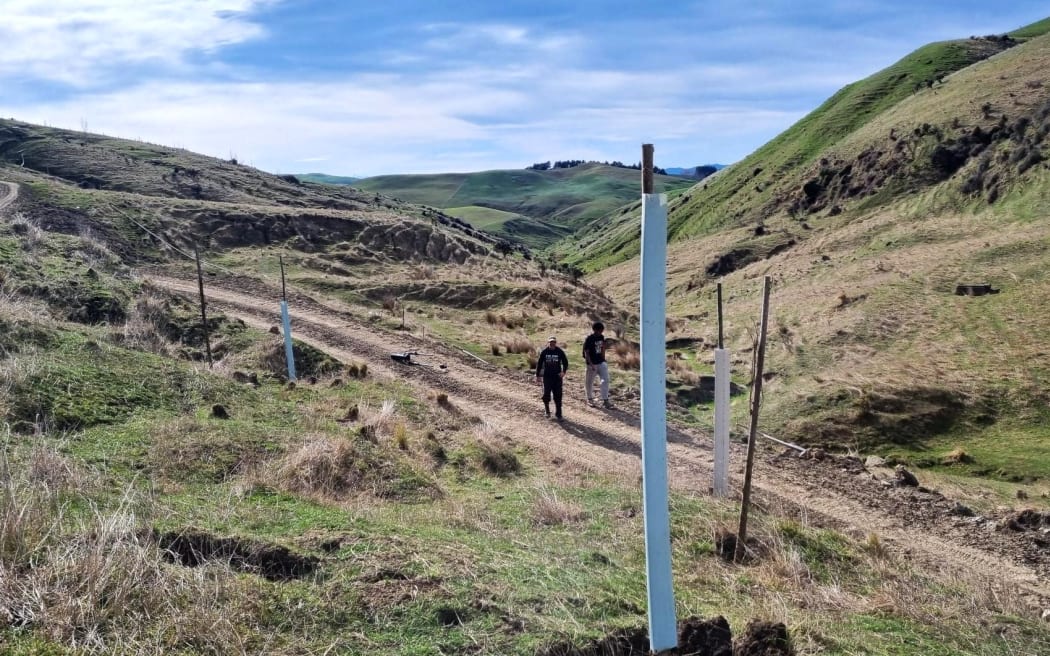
{"left": 279, "top": 256, "right": 297, "bottom": 382}
{"left": 713, "top": 282, "right": 730, "bottom": 497}
{"left": 639, "top": 144, "right": 678, "bottom": 652}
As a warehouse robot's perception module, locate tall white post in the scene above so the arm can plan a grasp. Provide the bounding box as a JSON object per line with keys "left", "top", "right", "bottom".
{"left": 713, "top": 348, "right": 730, "bottom": 497}
{"left": 281, "top": 300, "right": 297, "bottom": 382}
{"left": 639, "top": 144, "right": 677, "bottom": 652}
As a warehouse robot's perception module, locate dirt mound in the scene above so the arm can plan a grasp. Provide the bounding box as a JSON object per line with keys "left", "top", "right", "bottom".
{"left": 1000, "top": 510, "right": 1050, "bottom": 532}
{"left": 539, "top": 616, "right": 791, "bottom": 655}
{"left": 156, "top": 529, "right": 318, "bottom": 581}
{"left": 679, "top": 616, "right": 733, "bottom": 655}
{"left": 734, "top": 621, "right": 793, "bottom": 656}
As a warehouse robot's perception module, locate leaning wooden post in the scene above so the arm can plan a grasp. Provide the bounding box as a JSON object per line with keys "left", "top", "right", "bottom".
{"left": 639, "top": 143, "right": 678, "bottom": 652}
{"left": 736, "top": 276, "right": 772, "bottom": 561}
{"left": 713, "top": 282, "right": 730, "bottom": 497}
{"left": 194, "top": 247, "right": 213, "bottom": 367}
{"left": 279, "top": 256, "right": 297, "bottom": 382}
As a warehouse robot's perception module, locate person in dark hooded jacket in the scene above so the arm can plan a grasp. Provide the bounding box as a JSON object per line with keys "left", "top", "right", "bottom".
{"left": 535, "top": 336, "right": 569, "bottom": 420}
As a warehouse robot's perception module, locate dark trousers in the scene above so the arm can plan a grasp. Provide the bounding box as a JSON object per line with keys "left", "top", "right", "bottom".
{"left": 542, "top": 377, "right": 563, "bottom": 417}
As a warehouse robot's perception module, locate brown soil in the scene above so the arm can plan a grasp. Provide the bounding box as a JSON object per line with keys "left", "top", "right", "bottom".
{"left": 540, "top": 615, "right": 788, "bottom": 655}
{"left": 146, "top": 270, "right": 1050, "bottom": 608}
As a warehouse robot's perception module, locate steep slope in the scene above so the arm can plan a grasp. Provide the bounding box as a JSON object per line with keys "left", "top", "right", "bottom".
{"left": 588, "top": 21, "right": 1050, "bottom": 478}
{"left": 574, "top": 24, "right": 1049, "bottom": 272}
{"left": 352, "top": 163, "right": 693, "bottom": 247}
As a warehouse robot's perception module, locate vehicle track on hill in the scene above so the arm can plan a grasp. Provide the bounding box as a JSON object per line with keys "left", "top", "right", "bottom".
{"left": 148, "top": 271, "right": 1050, "bottom": 610}
{"left": 0, "top": 181, "right": 19, "bottom": 213}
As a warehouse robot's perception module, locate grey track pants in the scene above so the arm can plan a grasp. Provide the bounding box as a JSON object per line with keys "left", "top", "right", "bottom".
{"left": 585, "top": 362, "right": 609, "bottom": 401}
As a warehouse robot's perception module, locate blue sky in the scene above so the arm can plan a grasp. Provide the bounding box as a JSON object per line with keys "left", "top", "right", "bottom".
{"left": 1, "top": 1, "right": 1047, "bottom": 177}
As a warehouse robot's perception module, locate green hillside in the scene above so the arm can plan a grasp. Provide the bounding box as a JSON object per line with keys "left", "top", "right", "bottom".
{"left": 587, "top": 19, "right": 1050, "bottom": 479}
{"left": 572, "top": 25, "right": 1049, "bottom": 272}
{"left": 354, "top": 163, "right": 693, "bottom": 248}
{"left": 295, "top": 172, "right": 360, "bottom": 185}
{"left": 444, "top": 205, "right": 570, "bottom": 249}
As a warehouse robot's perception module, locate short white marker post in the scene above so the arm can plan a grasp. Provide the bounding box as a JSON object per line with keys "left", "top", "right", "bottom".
{"left": 281, "top": 301, "right": 297, "bottom": 382}
{"left": 279, "top": 256, "right": 297, "bottom": 382}
{"left": 713, "top": 347, "right": 730, "bottom": 497}
{"left": 639, "top": 144, "right": 677, "bottom": 652}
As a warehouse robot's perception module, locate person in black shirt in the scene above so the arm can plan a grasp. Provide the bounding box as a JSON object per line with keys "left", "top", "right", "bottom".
{"left": 535, "top": 336, "right": 569, "bottom": 421}
{"left": 583, "top": 321, "right": 612, "bottom": 408}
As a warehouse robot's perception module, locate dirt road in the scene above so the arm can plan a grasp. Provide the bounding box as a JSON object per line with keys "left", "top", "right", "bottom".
{"left": 148, "top": 271, "right": 1050, "bottom": 608}
{"left": 0, "top": 181, "right": 18, "bottom": 213}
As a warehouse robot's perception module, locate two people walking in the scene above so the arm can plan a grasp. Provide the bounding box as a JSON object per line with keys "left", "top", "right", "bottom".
{"left": 534, "top": 322, "right": 612, "bottom": 421}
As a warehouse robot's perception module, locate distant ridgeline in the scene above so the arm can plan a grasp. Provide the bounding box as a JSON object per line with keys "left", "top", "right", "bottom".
{"left": 526, "top": 159, "right": 669, "bottom": 175}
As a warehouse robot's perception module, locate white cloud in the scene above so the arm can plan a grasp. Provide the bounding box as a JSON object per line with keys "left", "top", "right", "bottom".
{"left": 0, "top": 0, "right": 270, "bottom": 85}
{"left": 419, "top": 22, "right": 579, "bottom": 56}
{"left": 6, "top": 2, "right": 1040, "bottom": 174}
{"left": 1, "top": 69, "right": 803, "bottom": 175}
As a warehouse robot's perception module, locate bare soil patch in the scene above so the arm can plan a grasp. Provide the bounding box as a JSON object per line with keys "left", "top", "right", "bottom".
{"left": 156, "top": 529, "right": 318, "bottom": 581}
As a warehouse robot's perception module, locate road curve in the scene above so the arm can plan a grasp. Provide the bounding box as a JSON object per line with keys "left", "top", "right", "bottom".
{"left": 0, "top": 181, "right": 19, "bottom": 213}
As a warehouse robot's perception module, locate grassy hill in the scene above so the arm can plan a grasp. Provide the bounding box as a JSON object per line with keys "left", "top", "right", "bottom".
{"left": 443, "top": 205, "right": 571, "bottom": 250}
{"left": 294, "top": 172, "right": 360, "bottom": 185}
{"left": 572, "top": 22, "right": 1050, "bottom": 273}
{"left": 585, "top": 19, "right": 1050, "bottom": 479}
{"left": 352, "top": 163, "right": 693, "bottom": 248}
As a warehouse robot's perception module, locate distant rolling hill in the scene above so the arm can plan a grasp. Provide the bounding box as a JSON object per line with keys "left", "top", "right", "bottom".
{"left": 351, "top": 163, "right": 694, "bottom": 248}
{"left": 295, "top": 173, "right": 360, "bottom": 185}
{"left": 665, "top": 164, "right": 726, "bottom": 178}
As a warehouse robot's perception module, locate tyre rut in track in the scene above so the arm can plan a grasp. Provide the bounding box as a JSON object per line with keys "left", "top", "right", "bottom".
{"left": 0, "top": 181, "right": 19, "bottom": 213}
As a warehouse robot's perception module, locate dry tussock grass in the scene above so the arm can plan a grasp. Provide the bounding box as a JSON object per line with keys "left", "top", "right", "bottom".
{"left": 28, "top": 443, "right": 90, "bottom": 494}
{"left": 502, "top": 336, "right": 533, "bottom": 354}
{"left": 73, "top": 225, "right": 120, "bottom": 270}
{"left": 530, "top": 487, "right": 586, "bottom": 526}
{"left": 472, "top": 421, "right": 521, "bottom": 476}
{"left": 666, "top": 356, "right": 690, "bottom": 373}
{"left": 0, "top": 351, "right": 43, "bottom": 427}
{"left": 1, "top": 456, "right": 251, "bottom": 653}
{"left": 119, "top": 292, "right": 173, "bottom": 356}
{"left": 360, "top": 399, "right": 398, "bottom": 439}
{"left": 612, "top": 340, "right": 640, "bottom": 370}
{"left": 0, "top": 287, "right": 52, "bottom": 325}
{"left": 274, "top": 434, "right": 364, "bottom": 498}
{"left": 9, "top": 213, "right": 44, "bottom": 250}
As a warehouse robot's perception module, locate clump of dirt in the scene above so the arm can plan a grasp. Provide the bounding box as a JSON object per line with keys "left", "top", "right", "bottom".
{"left": 156, "top": 529, "right": 318, "bottom": 581}
{"left": 734, "top": 621, "right": 793, "bottom": 656}
{"left": 539, "top": 616, "right": 792, "bottom": 655}
{"left": 999, "top": 509, "right": 1050, "bottom": 532}
{"left": 715, "top": 531, "right": 763, "bottom": 563}
{"left": 679, "top": 616, "right": 733, "bottom": 655}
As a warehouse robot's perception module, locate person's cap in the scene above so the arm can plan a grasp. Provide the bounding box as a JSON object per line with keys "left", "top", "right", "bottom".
{"left": 547, "top": 336, "right": 557, "bottom": 342}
